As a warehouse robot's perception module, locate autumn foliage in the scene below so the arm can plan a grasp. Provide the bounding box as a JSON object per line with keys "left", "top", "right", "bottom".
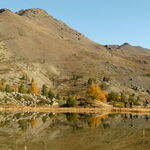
{"left": 30, "top": 118, "right": 38, "bottom": 128}
{"left": 88, "top": 114, "right": 108, "bottom": 128}
{"left": 87, "top": 83, "right": 108, "bottom": 102}
{"left": 30, "top": 81, "right": 39, "bottom": 95}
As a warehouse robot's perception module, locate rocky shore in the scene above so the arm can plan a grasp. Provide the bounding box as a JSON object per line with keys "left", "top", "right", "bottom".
{"left": 0, "top": 92, "right": 58, "bottom": 107}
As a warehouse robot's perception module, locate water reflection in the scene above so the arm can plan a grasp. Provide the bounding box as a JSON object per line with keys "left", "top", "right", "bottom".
{"left": 121, "top": 114, "right": 150, "bottom": 122}
{"left": 0, "top": 112, "right": 150, "bottom": 150}
{"left": 88, "top": 114, "right": 108, "bottom": 128}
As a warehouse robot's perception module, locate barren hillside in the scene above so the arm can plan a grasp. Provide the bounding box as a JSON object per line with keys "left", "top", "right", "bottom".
{"left": 0, "top": 8, "right": 149, "bottom": 98}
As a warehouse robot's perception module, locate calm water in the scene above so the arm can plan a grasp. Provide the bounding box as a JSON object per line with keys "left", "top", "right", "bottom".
{"left": 0, "top": 112, "right": 150, "bottom": 150}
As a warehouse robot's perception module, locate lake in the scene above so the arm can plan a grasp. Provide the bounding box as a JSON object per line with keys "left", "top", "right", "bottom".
{"left": 0, "top": 112, "right": 150, "bottom": 150}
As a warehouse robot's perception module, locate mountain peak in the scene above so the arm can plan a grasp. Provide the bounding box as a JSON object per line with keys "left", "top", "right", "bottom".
{"left": 0, "top": 8, "right": 14, "bottom": 15}
{"left": 0, "top": 8, "right": 11, "bottom": 13}
{"left": 16, "top": 8, "right": 49, "bottom": 17}
{"left": 121, "top": 43, "right": 131, "bottom": 47}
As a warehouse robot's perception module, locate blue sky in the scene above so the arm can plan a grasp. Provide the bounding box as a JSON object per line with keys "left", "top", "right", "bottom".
{"left": 1, "top": 0, "right": 150, "bottom": 49}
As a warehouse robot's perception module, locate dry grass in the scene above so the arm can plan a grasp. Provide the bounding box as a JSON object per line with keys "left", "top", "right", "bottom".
{"left": 1, "top": 105, "right": 150, "bottom": 114}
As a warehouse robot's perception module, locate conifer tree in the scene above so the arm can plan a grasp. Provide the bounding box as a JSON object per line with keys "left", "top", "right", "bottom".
{"left": 5, "top": 84, "right": 12, "bottom": 93}
{"left": 66, "top": 96, "right": 77, "bottom": 107}
{"left": 41, "top": 84, "right": 48, "bottom": 96}
{"left": 18, "top": 84, "right": 26, "bottom": 93}
{"left": 48, "top": 89, "right": 55, "bottom": 99}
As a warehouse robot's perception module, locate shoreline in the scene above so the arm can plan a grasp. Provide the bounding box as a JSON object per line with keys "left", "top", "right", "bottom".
{"left": 0, "top": 105, "right": 150, "bottom": 114}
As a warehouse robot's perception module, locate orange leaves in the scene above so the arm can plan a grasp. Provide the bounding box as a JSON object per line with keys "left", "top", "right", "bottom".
{"left": 88, "top": 114, "right": 108, "bottom": 128}
{"left": 87, "top": 83, "right": 107, "bottom": 102}
{"left": 0, "top": 83, "right": 4, "bottom": 91}
{"left": 30, "top": 81, "right": 39, "bottom": 95}
{"left": 14, "top": 87, "right": 19, "bottom": 92}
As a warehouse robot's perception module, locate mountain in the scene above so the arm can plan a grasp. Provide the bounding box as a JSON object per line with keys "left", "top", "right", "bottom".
{"left": 0, "top": 8, "right": 150, "bottom": 98}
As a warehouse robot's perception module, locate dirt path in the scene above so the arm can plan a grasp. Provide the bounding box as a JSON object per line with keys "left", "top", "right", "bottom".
{"left": 0, "top": 105, "right": 150, "bottom": 114}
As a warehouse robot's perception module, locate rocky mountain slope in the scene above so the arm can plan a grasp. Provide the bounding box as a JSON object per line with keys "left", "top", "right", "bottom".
{"left": 0, "top": 8, "right": 149, "bottom": 98}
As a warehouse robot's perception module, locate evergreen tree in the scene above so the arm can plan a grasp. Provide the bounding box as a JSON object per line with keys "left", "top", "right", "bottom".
{"left": 48, "top": 89, "right": 55, "bottom": 99}
{"left": 5, "top": 84, "right": 12, "bottom": 93}
{"left": 87, "top": 78, "right": 96, "bottom": 85}
{"left": 107, "top": 92, "right": 119, "bottom": 102}
{"left": 41, "top": 84, "right": 48, "bottom": 96}
{"left": 18, "top": 84, "right": 26, "bottom": 93}
{"left": 120, "top": 92, "right": 126, "bottom": 102}
{"left": 66, "top": 97, "right": 77, "bottom": 107}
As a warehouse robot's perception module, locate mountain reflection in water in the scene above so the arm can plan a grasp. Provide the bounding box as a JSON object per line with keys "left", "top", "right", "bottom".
{"left": 0, "top": 112, "right": 150, "bottom": 150}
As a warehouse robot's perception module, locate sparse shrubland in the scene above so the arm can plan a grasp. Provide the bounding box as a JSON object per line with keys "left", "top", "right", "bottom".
{"left": 107, "top": 91, "right": 141, "bottom": 107}
{"left": 0, "top": 77, "right": 58, "bottom": 106}
{"left": 0, "top": 75, "right": 145, "bottom": 108}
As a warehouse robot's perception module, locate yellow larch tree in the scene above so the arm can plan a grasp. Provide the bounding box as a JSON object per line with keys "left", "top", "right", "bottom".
{"left": 30, "top": 80, "right": 39, "bottom": 95}
{"left": 87, "top": 83, "right": 108, "bottom": 102}
{"left": 88, "top": 114, "right": 108, "bottom": 128}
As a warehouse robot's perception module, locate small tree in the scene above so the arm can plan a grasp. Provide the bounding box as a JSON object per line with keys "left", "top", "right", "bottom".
{"left": 5, "top": 84, "right": 12, "bottom": 93}
{"left": 87, "top": 83, "right": 107, "bottom": 102}
{"left": 87, "top": 78, "right": 96, "bottom": 85}
{"left": 120, "top": 92, "right": 126, "bottom": 102}
{"left": 41, "top": 84, "right": 48, "bottom": 96}
{"left": 107, "top": 92, "right": 119, "bottom": 102}
{"left": 66, "top": 97, "right": 77, "bottom": 107}
{"left": 128, "top": 95, "right": 135, "bottom": 102}
{"left": 0, "top": 79, "right": 6, "bottom": 86}
{"left": 135, "top": 96, "right": 140, "bottom": 105}
{"left": 18, "top": 84, "right": 26, "bottom": 93}
{"left": 30, "top": 80, "right": 39, "bottom": 95}
{"left": 0, "top": 83, "right": 4, "bottom": 92}
{"left": 48, "top": 89, "right": 55, "bottom": 99}
{"left": 0, "top": 79, "right": 6, "bottom": 92}
{"left": 103, "top": 76, "right": 110, "bottom": 82}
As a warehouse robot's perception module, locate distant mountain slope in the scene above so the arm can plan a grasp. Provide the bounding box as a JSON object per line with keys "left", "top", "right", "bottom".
{"left": 0, "top": 8, "right": 149, "bottom": 97}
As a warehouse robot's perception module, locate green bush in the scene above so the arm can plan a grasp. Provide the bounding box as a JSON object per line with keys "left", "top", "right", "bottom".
{"left": 128, "top": 95, "right": 140, "bottom": 105}
{"left": 66, "top": 97, "right": 77, "bottom": 107}
{"left": 0, "top": 79, "right": 6, "bottom": 85}
{"left": 48, "top": 90, "right": 55, "bottom": 99}
{"left": 56, "top": 94, "right": 61, "bottom": 100}
{"left": 18, "top": 84, "right": 27, "bottom": 93}
{"left": 5, "top": 84, "right": 13, "bottom": 93}
{"left": 128, "top": 95, "right": 135, "bottom": 102}
{"left": 120, "top": 92, "right": 126, "bottom": 102}
{"left": 107, "top": 92, "right": 119, "bottom": 102}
